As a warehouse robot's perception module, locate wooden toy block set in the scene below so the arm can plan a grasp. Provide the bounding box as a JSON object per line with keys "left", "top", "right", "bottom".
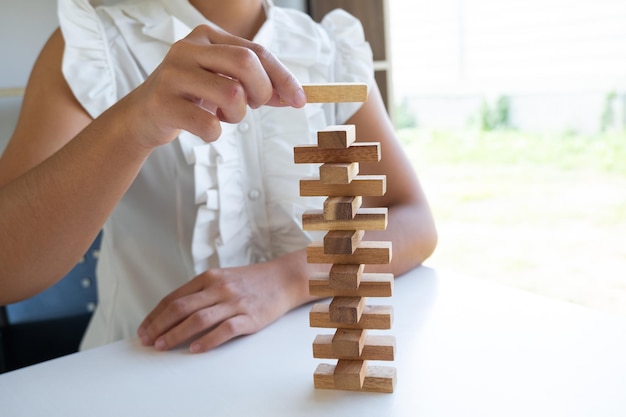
{"left": 295, "top": 83, "right": 396, "bottom": 393}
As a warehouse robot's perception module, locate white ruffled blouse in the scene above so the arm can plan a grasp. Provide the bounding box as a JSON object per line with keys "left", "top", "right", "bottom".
{"left": 58, "top": 0, "right": 374, "bottom": 349}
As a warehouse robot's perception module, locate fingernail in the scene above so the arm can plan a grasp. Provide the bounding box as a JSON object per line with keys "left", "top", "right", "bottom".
{"left": 155, "top": 338, "right": 166, "bottom": 351}
{"left": 190, "top": 343, "right": 201, "bottom": 353}
{"left": 294, "top": 88, "right": 306, "bottom": 107}
{"left": 137, "top": 328, "right": 149, "bottom": 345}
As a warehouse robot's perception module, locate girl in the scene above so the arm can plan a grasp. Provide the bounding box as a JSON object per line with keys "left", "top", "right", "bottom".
{"left": 0, "top": 0, "right": 437, "bottom": 353}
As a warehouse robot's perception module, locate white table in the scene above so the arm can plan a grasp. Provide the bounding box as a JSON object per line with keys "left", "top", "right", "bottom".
{"left": 2, "top": 266, "right": 626, "bottom": 416}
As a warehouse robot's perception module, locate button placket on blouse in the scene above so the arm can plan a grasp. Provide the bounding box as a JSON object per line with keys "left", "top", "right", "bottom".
{"left": 189, "top": 143, "right": 221, "bottom": 273}
{"left": 213, "top": 152, "right": 224, "bottom": 247}
{"left": 237, "top": 115, "right": 271, "bottom": 264}
{"left": 212, "top": 121, "right": 252, "bottom": 257}
{"left": 248, "top": 189, "right": 261, "bottom": 201}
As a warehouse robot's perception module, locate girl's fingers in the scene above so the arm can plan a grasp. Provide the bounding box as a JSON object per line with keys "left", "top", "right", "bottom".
{"left": 135, "top": 24, "right": 305, "bottom": 147}
{"left": 189, "top": 315, "right": 253, "bottom": 353}
{"left": 152, "top": 303, "right": 236, "bottom": 351}
{"left": 138, "top": 280, "right": 208, "bottom": 344}
{"left": 186, "top": 25, "right": 305, "bottom": 109}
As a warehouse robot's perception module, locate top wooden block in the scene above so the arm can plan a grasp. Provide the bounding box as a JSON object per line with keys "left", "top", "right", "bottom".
{"left": 318, "top": 125, "right": 356, "bottom": 149}
{"left": 302, "top": 83, "right": 369, "bottom": 103}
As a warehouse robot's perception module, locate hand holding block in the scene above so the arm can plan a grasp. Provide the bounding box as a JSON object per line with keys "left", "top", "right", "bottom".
{"left": 302, "top": 83, "right": 368, "bottom": 103}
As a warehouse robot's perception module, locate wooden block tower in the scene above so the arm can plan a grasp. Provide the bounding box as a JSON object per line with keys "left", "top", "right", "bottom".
{"left": 295, "top": 83, "right": 396, "bottom": 393}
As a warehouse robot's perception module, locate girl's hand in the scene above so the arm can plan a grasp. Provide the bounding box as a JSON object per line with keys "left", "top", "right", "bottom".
{"left": 119, "top": 24, "right": 305, "bottom": 150}
{"left": 137, "top": 254, "right": 309, "bottom": 352}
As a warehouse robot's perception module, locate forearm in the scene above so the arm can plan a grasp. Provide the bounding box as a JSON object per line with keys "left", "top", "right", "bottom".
{"left": 364, "top": 198, "right": 438, "bottom": 277}
{"left": 0, "top": 107, "right": 152, "bottom": 304}
{"left": 272, "top": 248, "right": 329, "bottom": 310}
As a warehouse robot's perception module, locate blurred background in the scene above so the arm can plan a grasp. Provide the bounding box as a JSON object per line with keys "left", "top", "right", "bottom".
{"left": 389, "top": 0, "right": 626, "bottom": 315}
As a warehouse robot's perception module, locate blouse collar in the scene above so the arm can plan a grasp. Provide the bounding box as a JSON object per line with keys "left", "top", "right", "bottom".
{"left": 141, "top": 0, "right": 320, "bottom": 66}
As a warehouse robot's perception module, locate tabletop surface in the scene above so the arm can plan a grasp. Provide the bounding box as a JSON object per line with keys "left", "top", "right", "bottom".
{"left": 2, "top": 266, "right": 626, "bottom": 417}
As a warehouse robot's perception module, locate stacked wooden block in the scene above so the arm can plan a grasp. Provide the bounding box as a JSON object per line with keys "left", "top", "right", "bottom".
{"left": 295, "top": 123, "right": 396, "bottom": 393}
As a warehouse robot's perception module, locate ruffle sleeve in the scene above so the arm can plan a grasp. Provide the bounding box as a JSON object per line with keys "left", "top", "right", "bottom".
{"left": 265, "top": 6, "right": 374, "bottom": 124}
{"left": 320, "top": 9, "right": 375, "bottom": 123}
{"left": 58, "top": 0, "right": 117, "bottom": 118}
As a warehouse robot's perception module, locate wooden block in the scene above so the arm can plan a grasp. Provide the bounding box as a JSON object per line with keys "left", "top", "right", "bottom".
{"left": 303, "top": 208, "right": 387, "bottom": 231}
{"left": 331, "top": 329, "right": 366, "bottom": 357}
{"left": 309, "top": 272, "right": 394, "bottom": 297}
{"left": 357, "top": 335, "right": 396, "bottom": 361}
{"left": 294, "top": 143, "right": 380, "bottom": 164}
{"left": 300, "top": 176, "right": 386, "bottom": 197}
{"left": 310, "top": 304, "right": 393, "bottom": 330}
{"left": 329, "top": 296, "right": 365, "bottom": 324}
{"left": 334, "top": 359, "right": 367, "bottom": 390}
{"left": 314, "top": 364, "right": 396, "bottom": 393}
{"left": 307, "top": 241, "right": 392, "bottom": 265}
{"left": 329, "top": 264, "right": 364, "bottom": 291}
{"left": 324, "top": 196, "right": 362, "bottom": 221}
{"left": 317, "top": 125, "right": 356, "bottom": 148}
{"left": 319, "top": 162, "right": 359, "bottom": 185}
{"left": 362, "top": 365, "right": 396, "bottom": 393}
{"left": 313, "top": 334, "right": 395, "bottom": 361}
{"left": 302, "top": 83, "right": 368, "bottom": 103}
{"left": 313, "top": 364, "right": 338, "bottom": 390}
{"left": 323, "top": 230, "right": 364, "bottom": 255}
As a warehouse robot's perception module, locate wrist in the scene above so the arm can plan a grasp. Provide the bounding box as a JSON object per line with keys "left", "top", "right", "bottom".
{"left": 269, "top": 249, "right": 323, "bottom": 311}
